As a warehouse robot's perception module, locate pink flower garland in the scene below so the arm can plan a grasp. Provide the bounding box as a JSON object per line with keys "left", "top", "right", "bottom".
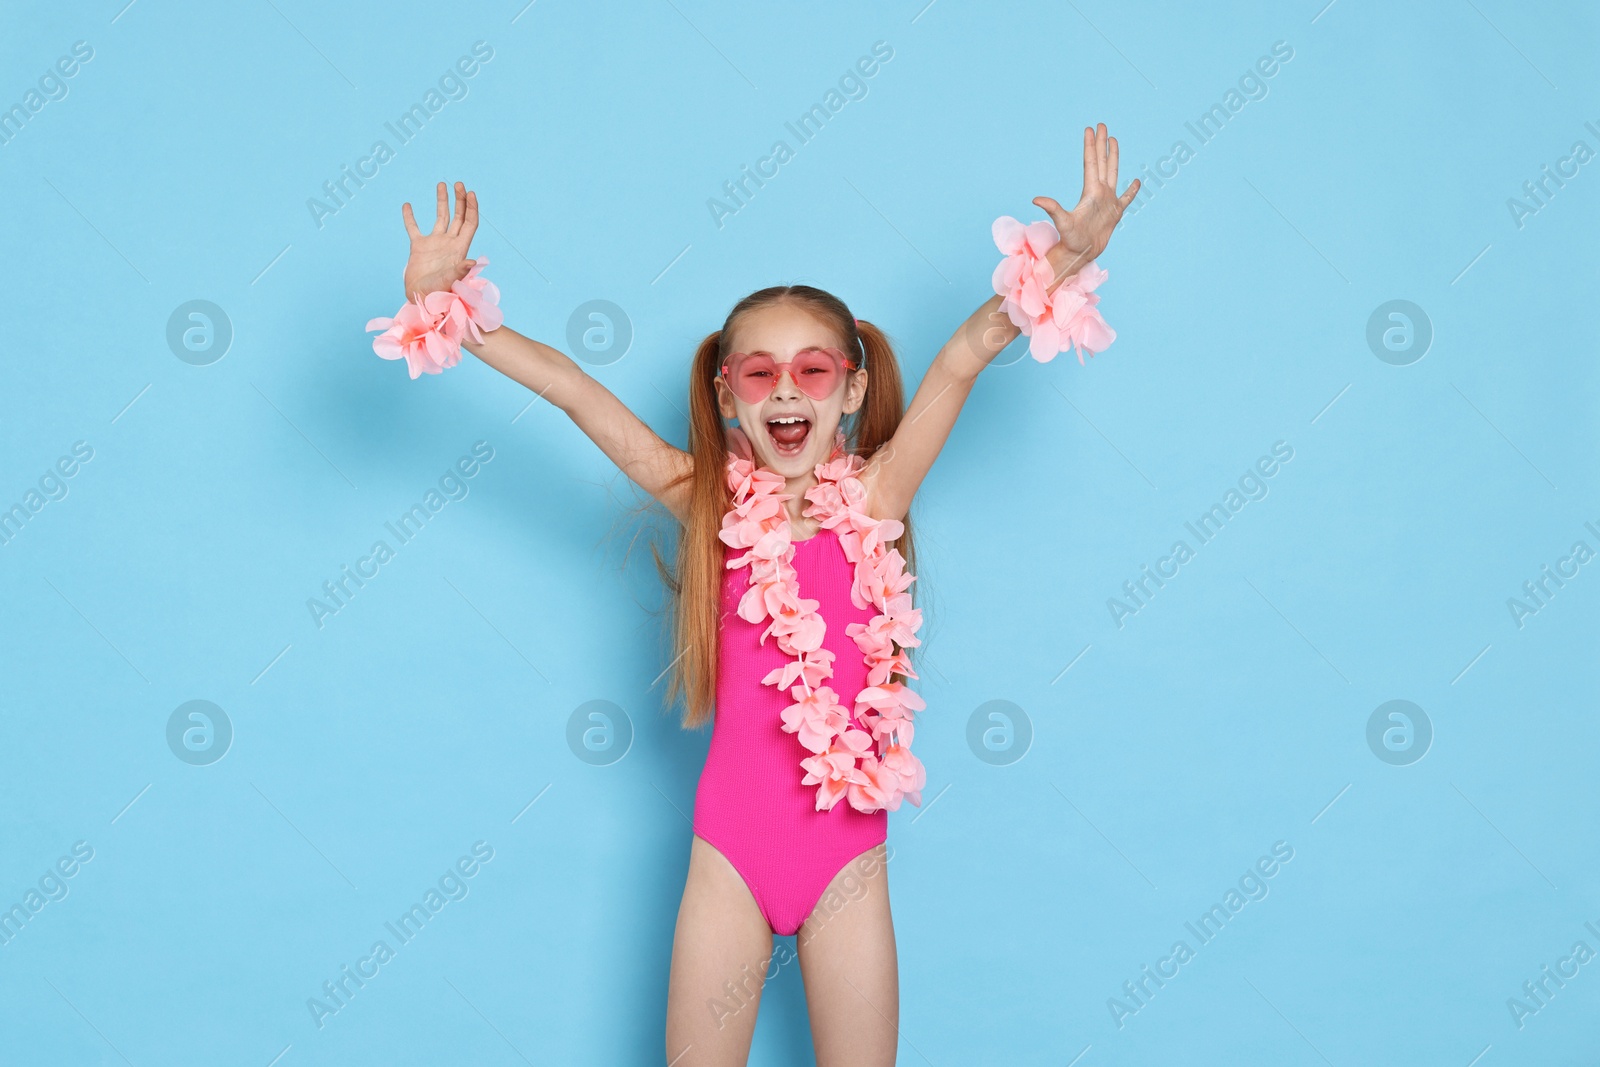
{"left": 366, "top": 257, "right": 504, "bottom": 379}
{"left": 992, "top": 216, "right": 1115, "bottom": 365}
{"left": 719, "top": 428, "right": 928, "bottom": 814}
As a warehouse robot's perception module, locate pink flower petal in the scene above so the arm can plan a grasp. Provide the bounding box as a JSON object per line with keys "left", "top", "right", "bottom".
{"left": 367, "top": 258, "right": 501, "bottom": 378}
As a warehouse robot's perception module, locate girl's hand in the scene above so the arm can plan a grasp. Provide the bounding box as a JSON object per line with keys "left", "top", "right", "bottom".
{"left": 399, "top": 181, "right": 480, "bottom": 299}
{"left": 1033, "top": 123, "right": 1140, "bottom": 286}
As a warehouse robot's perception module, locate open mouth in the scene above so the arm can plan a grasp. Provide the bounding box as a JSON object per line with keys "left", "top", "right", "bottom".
{"left": 765, "top": 414, "right": 811, "bottom": 457}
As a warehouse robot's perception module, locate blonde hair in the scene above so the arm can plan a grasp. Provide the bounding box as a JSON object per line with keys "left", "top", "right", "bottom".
{"left": 632, "top": 285, "right": 921, "bottom": 730}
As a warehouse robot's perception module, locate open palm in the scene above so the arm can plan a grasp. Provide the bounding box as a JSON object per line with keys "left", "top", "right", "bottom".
{"left": 1033, "top": 124, "right": 1140, "bottom": 284}
{"left": 400, "top": 181, "right": 480, "bottom": 299}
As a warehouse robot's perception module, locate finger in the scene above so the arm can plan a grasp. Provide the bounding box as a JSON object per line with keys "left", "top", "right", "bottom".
{"left": 401, "top": 202, "right": 421, "bottom": 239}
{"left": 1081, "top": 126, "right": 1096, "bottom": 197}
{"left": 1031, "top": 195, "right": 1069, "bottom": 230}
{"left": 433, "top": 181, "right": 448, "bottom": 234}
{"left": 1107, "top": 133, "right": 1120, "bottom": 192}
{"left": 462, "top": 189, "right": 479, "bottom": 244}
{"left": 1096, "top": 123, "right": 1109, "bottom": 185}
{"left": 1117, "top": 177, "right": 1141, "bottom": 209}
{"left": 450, "top": 181, "right": 467, "bottom": 235}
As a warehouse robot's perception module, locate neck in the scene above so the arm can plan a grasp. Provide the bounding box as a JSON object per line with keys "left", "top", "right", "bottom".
{"left": 782, "top": 470, "right": 819, "bottom": 533}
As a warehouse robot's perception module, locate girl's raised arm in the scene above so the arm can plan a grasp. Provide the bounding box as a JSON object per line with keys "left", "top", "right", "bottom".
{"left": 400, "top": 182, "right": 693, "bottom": 523}
{"left": 860, "top": 124, "right": 1140, "bottom": 524}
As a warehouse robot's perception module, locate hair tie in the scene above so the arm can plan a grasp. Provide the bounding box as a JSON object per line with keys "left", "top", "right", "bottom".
{"left": 991, "top": 217, "right": 1114, "bottom": 364}
{"left": 366, "top": 257, "right": 503, "bottom": 379}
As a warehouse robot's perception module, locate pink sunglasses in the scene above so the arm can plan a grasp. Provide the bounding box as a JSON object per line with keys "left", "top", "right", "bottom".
{"left": 719, "top": 346, "right": 859, "bottom": 404}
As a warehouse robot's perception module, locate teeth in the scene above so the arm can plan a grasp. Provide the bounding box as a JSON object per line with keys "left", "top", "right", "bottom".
{"left": 769, "top": 416, "right": 807, "bottom": 424}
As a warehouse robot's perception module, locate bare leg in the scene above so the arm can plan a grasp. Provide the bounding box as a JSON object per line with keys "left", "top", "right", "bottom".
{"left": 665, "top": 835, "right": 776, "bottom": 1066}
{"left": 795, "top": 844, "right": 898, "bottom": 1066}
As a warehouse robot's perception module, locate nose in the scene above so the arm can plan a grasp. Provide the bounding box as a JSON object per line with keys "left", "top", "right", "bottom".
{"left": 769, "top": 359, "right": 802, "bottom": 399}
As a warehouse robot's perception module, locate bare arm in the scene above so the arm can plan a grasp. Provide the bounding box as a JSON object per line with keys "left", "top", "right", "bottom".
{"left": 861, "top": 124, "right": 1141, "bottom": 522}
{"left": 399, "top": 181, "right": 691, "bottom": 523}
{"left": 463, "top": 324, "right": 692, "bottom": 522}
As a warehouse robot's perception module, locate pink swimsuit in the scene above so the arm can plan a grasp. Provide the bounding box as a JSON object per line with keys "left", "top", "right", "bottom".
{"left": 692, "top": 525, "right": 888, "bottom": 935}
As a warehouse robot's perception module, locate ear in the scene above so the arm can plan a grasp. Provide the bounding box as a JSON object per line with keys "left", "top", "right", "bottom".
{"left": 713, "top": 375, "right": 739, "bottom": 420}
{"left": 841, "top": 367, "right": 869, "bottom": 415}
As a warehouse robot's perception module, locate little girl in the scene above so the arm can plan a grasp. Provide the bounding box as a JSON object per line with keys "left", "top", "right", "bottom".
{"left": 383, "top": 124, "right": 1137, "bottom": 1066}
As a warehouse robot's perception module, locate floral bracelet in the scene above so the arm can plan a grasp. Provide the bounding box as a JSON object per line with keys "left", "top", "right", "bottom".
{"left": 991, "top": 216, "right": 1115, "bottom": 364}
{"left": 366, "top": 257, "right": 503, "bottom": 379}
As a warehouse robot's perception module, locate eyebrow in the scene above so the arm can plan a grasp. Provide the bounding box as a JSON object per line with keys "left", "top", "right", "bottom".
{"left": 742, "top": 345, "right": 833, "bottom": 358}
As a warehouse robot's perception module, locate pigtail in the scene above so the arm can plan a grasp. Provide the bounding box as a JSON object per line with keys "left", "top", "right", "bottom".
{"left": 849, "top": 317, "right": 918, "bottom": 583}
{"left": 656, "top": 330, "right": 734, "bottom": 730}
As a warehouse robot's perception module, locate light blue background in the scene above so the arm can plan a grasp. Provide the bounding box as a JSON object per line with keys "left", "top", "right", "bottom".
{"left": 2, "top": 1, "right": 1597, "bottom": 1064}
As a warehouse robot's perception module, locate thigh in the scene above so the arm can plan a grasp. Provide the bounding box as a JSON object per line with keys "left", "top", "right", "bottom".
{"left": 794, "top": 843, "right": 898, "bottom": 1067}
{"left": 665, "top": 834, "right": 776, "bottom": 1067}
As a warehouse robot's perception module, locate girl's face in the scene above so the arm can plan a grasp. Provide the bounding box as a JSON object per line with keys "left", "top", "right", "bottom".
{"left": 714, "top": 302, "right": 868, "bottom": 478}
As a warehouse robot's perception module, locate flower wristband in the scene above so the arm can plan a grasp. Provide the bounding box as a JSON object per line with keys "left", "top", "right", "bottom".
{"left": 991, "top": 216, "right": 1115, "bottom": 364}
{"left": 366, "top": 257, "right": 503, "bottom": 379}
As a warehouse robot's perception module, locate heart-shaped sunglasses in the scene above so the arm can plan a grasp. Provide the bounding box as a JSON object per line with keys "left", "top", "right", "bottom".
{"left": 718, "top": 346, "right": 859, "bottom": 404}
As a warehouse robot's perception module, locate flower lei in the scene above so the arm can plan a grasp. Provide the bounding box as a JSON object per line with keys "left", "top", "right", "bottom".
{"left": 719, "top": 427, "right": 927, "bottom": 814}
{"left": 992, "top": 215, "right": 1115, "bottom": 364}
{"left": 366, "top": 257, "right": 503, "bottom": 379}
